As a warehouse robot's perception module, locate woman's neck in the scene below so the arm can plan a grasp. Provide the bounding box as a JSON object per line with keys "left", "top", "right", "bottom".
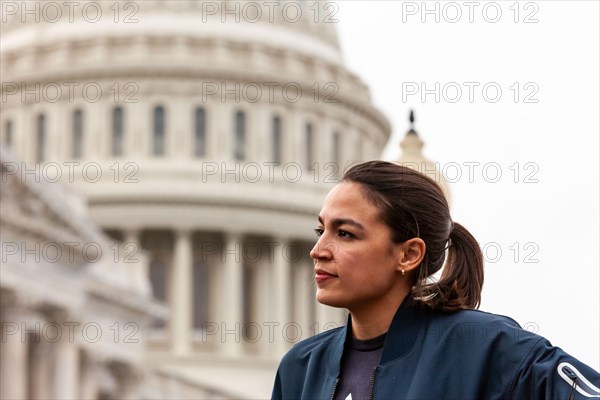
{"left": 349, "top": 293, "right": 409, "bottom": 340}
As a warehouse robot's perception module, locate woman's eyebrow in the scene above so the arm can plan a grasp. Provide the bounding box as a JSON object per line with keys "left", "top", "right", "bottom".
{"left": 317, "top": 216, "right": 365, "bottom": 230}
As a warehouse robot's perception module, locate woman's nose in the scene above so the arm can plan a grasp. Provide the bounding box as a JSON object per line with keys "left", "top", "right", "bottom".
{"left": 310, "top": 236, "right": 335, "bottom": 261}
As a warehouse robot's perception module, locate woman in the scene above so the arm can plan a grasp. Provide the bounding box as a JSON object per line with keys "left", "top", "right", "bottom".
{"left": 272, "top": 161, "right": 599, "bottom": 400}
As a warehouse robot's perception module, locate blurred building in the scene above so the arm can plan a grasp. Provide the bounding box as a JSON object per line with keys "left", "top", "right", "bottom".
{"left": 396, "top": 111, "right": 451, "bottom": 202}
{"left": 0, "top": 1, "right": 390, "bottom": 398}
{"left": 0, "top": 148, "right": 220, "bottom": 399}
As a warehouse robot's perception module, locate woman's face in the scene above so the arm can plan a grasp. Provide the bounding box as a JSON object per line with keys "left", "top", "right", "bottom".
{"left": 310, "top": 181, "right": 406, "bottom": 312}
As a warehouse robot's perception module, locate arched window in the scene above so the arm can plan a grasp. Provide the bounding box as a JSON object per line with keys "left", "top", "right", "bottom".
{"left": 194, "top": 108, "right": 206, "bottom": 157}
{"left": 3, "top": 120, "right": 12, "bottom": 148}
{"left": 242, "top": 265, "right": 255, "bottom": 338}
{"left": 36, "top": 114, "right": 45, "bottom": 162}
{"left": 234, "top": 110, "right": 245, "bottom": 161}
{"left": 142, "top": 230, "right": 173, "bottom": 330}
{"left": 193, "top": 262, "right": 210, "bottom": 329}
{"left": 272, "top": 116, "right": 282, "bottom": 164}
{"left": 305, "top": 123, "right": 313, "bottom": 170}
{"left": 150, "top": 259, "right": 167, "bottom": 302}
{"left": 332, "top": 131, "right": 340, "bottom": 166}
{"left": 332, "top": 131, "right": 343, "bottom": 179}
{"left": 72, "top": 109, "right": 83, "bottom": 158}
{"left": 149, "top": 258, "right": 167, "bottom": 329}
{"left": 153, "top": 106, "right": 165, "bottom": 156}
{"left": 112, "top": 107, "right": 124, "bottom": 156}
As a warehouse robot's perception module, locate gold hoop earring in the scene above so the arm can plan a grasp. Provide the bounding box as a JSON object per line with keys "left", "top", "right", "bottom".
{"left": 402, "top": 268, "right": 405, "bottom": 277}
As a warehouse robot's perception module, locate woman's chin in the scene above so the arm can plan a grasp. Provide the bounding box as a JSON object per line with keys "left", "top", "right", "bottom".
{"left": 316, "top": 291, "right": 345, "bottom": 308}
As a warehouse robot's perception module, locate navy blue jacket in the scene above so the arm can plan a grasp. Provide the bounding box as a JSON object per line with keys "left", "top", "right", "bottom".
{"left": 272, "top": 299, "right": 600, "bottom": 399}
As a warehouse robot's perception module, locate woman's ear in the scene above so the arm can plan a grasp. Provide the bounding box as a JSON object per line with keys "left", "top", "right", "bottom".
{"left": 396, "top": 238, "right": 426, "bottom": 274}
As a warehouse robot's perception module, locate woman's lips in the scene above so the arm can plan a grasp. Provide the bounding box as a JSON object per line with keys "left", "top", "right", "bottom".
{"left": 315, "top": 269, "right": 338, "bottom": 284}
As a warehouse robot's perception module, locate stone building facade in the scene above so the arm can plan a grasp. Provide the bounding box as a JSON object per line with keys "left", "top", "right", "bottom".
{"left": 0, "top": 1, "right": 391, "bottom": 397}
{"left": 1, "top": 148, "right": 227, "bottom": 399}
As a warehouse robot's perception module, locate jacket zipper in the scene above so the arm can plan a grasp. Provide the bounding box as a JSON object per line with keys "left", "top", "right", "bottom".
{"left": 562, "top": 365, "right": 578, "bottom": 400}
{"left": 368, "top": 367, "right": 378, "bottom": 400}
{"left": 329, "top": 378, "right": 340, "bottom": 400}
{"left": 330, "top": 367, "right": 377, "bottom": 400}
{"left": 557, "top": 362, "right": 600, "bottom": 399}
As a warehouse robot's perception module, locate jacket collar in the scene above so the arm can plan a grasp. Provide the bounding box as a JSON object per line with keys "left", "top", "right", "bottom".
{"left": 327, "top": 296, "right": 428, "bottom": 372}
{"left": 380, "top": 297, "right": 428, "bottom": 363}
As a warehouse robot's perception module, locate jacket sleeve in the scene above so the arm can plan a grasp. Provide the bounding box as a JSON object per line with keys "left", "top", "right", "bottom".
{"left": 271, "top": 367, "right": 283, "bottom": 400}
{"left": 508, "top": 337, "right": 600, "bottom": 399}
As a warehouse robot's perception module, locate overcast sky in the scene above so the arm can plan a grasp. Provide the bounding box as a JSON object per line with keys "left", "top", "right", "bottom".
{"left": 337, "top": 1, "right": 599, "bottom": 368}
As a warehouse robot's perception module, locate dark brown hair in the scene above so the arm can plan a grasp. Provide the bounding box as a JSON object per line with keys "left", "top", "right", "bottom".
{"left": 342, "top": 160, "right": 484, "bottom": 312}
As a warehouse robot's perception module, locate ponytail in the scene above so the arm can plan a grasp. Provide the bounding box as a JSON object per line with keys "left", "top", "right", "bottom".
{"left": 412, "top": 222, "right": 484, "bottom": 311}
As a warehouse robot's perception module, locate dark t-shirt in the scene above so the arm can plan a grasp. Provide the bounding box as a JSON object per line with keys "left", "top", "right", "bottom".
{"left": 333, "top": 332, "right": 387, "bottom": 400}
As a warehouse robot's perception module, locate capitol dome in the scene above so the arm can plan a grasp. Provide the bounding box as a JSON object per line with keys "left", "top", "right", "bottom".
{"left": 0, "top": 1, "right": 391, "bottom": 398}
{"left": 396, "top": 111, "right": 451, "bottom": 203}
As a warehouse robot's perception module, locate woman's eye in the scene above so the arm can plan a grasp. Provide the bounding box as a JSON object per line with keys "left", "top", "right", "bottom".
{"left": 338, "top": 230, "right": 353, "bottom": 238}
{"left": 314, "top": 228, "right": 324, "bottom": 237}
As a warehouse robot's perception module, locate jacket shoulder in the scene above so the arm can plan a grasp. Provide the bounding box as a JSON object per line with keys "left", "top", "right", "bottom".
{"left": 279, "top": 325, "right": 345, "bottom": 364}
{"left": 421, "top": 307, "right": 544, "bottom": 360}
{"left": 427, "top": 307, "right": 537, "bottom": 339}
{"left": 425, "top": 308, "right": 600, "bottom": 399}
{"left": 433, "top": 307, "right": 523, "bottom": 326}
{"left": 272, "top": 326, "right": 345, "bottom": 399}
